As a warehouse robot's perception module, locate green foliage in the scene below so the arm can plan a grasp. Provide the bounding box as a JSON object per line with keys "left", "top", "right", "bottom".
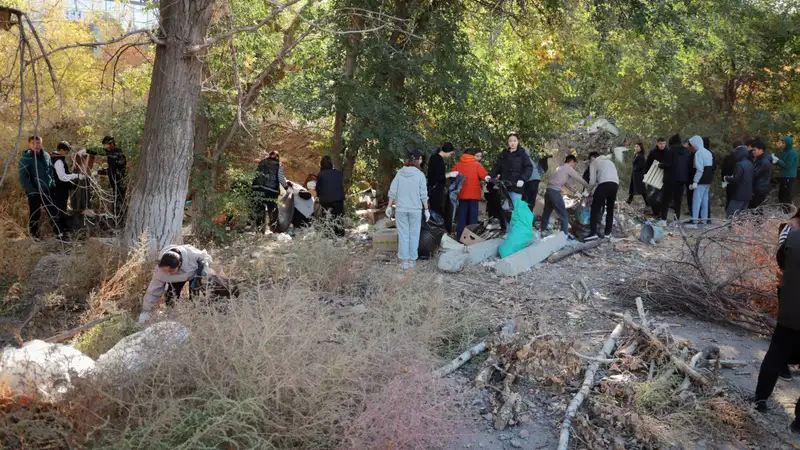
{"left": 73, "top": 314, "right": 139, "bottom": 359}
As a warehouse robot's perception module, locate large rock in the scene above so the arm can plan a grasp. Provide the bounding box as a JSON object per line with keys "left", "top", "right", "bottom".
{"left": 0, "top": 339, "right": 95, "bottom": 400}
{"left": 95, "top": 321, "right": 189, "bottom": 375}
{"left": 495, "top": 233, "right": 568, "bottom": 277}
{"left": 438, "top": 238, "right": 503, "bottom": 273}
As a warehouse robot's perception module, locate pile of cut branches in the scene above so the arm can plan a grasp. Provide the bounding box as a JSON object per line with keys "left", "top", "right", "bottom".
{"left": 615, "top": 206, "right": 793, "bottom": 334}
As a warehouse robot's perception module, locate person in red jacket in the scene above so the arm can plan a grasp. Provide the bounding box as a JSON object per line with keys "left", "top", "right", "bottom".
{"left": 452, "top": 147, "right": 489, "bottom": 240}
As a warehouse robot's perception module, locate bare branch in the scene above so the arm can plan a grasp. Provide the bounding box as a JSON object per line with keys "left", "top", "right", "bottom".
{"left": 26, "top": 28, "right": 163, "bottom": 63}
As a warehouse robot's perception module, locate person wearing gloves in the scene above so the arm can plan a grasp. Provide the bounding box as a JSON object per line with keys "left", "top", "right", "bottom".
{"left": 97, "top": 136, "right": 127, "bottom": 223}
{"left": 754, "top": 227, "right": 800, "bottom": 427}
{"left": 585, "top": 152, "right": 619, "bottom": 241}
{"left": 452, "top": 147, "right": 488, "bottom": 240}
{"left": 18, "top": 135, "right": 62, "bottom": 241}
{"left": 487, "top": 133, "right": 534, "bottom": 232}
{"left": 541, "top": 155, "right": 589, "bottom": 238}
{"left": 387, "top": 150, "right": 429, "bottom": 271}
{"left": 427, "top": 143, "right": 455, "bottom": 231}
{"left": 687, "top": 136, "right": 715, "bottom": 226}
{"left": 722, "top": 144, "right": 754, "bottom": 218}
{"left": 659, "top": 134, "right": 691, "bottom": 226}
{"left": 252, "top": 150, "right": 290, "bottom": 232}
{"left": 138, "top": 244, "right": 213, "bottom": 324}
{"left": 49, "top": 142, "right": 86, "bottom": 242}
{"left": 750, "top": 139, "right": 773, "bottom": 209}
{"left": 773, "top": 136, "right": 798, "bottom": 209}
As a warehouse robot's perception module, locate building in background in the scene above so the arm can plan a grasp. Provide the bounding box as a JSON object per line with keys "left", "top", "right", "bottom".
{"left": 62, "top": 0, "right": 158, "bottom": 29}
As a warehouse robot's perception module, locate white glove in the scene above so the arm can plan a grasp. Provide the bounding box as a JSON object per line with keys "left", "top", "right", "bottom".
{"left": 484, "top": 176, "right": 491, "bottom": 183}
{"left": 446, "top": 171, "right": 459, "bottom": 178}
{"left": 581, "top": 191, "right": 589, "bottom": 198}
{"left": 516, "top": 180, "right": 524, "bottom": 188}
{"left": 424, "top": 209, "right": 430, "bottom": 222}
{"left": 721, "top": 181, "right": 729, "bottom": 189}
{"left": 772, "top": 154, "right": 779, "bottom": 163}
{"left": 689, "top": 183, "right": 697, "bottom": 190}
{"left": 385, "top": 205, "right": 394, "bottom": 219}
{"left": 137, "top": 311, "right": 151, "bottom": 325}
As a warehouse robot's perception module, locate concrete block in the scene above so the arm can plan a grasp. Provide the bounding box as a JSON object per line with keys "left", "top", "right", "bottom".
{"left": 438, "top": 238, "right": 503, "bottom": 273}
{"left": 494, "top": 233, "right": 568, "bottom": 277}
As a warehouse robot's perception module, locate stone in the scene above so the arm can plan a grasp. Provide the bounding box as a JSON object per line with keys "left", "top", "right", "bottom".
{"left": 438, "top": 238, "right": 503, "bottom": 273}
{"left": 495, "top": 233, "right": 568, "bottom": 277}
{"left": 482, "top": 413, "right": 493, "bottom": 422}
{"left": 510, "top": 438, "right": 524, "bottom": 448}
{"left": 95, "top": 321, "right": 190, "bottom": 375}
{"left": 519, "top": 430, "right": 530, "bottom": 439}
{"left": 0, "top": 340, "right": 95, "bottom": 400}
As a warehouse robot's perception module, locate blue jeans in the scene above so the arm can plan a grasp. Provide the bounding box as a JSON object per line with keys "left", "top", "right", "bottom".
{"left": 541, "top": 188, "right": 569, "bottom": 235}
{"left": 692, "top": 184, "right": 710, "bottom": 223}
{"left": 395, "top": 210, "right": 422, "bottom": 262}
{"left": 505, "top": 192, "right": 523, "bottom": 233}
{"left": 456, "top": 199, "right": 479, "bottom": 240}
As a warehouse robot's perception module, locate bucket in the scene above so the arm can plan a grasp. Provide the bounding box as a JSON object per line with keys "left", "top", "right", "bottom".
{"left": 639, "top": 223, "right": 664, "bottom": 244}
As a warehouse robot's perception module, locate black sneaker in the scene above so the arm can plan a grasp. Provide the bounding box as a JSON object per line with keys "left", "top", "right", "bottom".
{"left": 791, "top": 420, "right": 800, "bottom": 434}
{"left": 584, "top": 235, "right": 599, "bottom": 242}
{"left": 780, "top": 365, "right": 793, "bottom": 381}
{"left": 755, "top": 399, "right": 768, "bottom": 412}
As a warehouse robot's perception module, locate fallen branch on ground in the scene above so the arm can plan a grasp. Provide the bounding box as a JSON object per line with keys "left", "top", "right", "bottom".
{"left": 434, "top": 342, "right": 486, "bottom": 378}
{"left": 44, "top": 313, "right": 124, "bottom": 343}
{"left": 557, "top": 321, "right": 625, "bottom": 450}
{"left": 547, "top": 239, "right": 602, "bottom": 264}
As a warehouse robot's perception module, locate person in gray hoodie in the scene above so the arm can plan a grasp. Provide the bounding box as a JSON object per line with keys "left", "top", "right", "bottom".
{"left": 723, "top": 144, "right": 754, "bottom": 217}
{"left": 139, "top": 244, "right": 213, "bottom": 324}
{"left": 688, "top": 136, "right": 715, "bottom": 226}
{"left": 387, "top": 150, "right": 430, "bottom": 270}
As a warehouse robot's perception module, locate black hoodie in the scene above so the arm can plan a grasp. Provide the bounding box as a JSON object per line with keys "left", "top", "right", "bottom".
{"left": 725, "top": 146, "right": 754, "bottom": 202}
{"left": 660, "top": 134, "right": 691, "bottom": 184}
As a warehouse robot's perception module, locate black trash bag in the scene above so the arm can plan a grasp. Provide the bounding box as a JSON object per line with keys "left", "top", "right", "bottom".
{"left": 646, "top": 186, "right": 663, "bottom": 216}
{"left": 485, "top": 181, "right": 513, "bottom": 231}
{"left": 418, "top": 211, "right": 446, "bottom": 259}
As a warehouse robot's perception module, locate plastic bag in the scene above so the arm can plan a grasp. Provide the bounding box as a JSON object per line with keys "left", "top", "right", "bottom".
{"left": 577, "top": 197, "right": 591, "bottom": 225}
{"left": 418, "top": 211, "right": 446, "bottom": 259}
{"left": 499, "top": 200, "right": 534, "bottom": 258}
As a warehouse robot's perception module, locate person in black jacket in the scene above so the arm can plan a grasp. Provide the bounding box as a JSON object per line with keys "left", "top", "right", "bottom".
{"left": 750, "top": 139, "right": 773, "bottom": 209}
{"left": 98, "top": 136, "right": 127, "bottom": 224}
{"left": 316, "top": 155, "right": 346, "bottom": 236}
{"left": 626, "top": 142, "right": 648, "bottom": 206}
{"left": 252, "top": 151, "right": 290, "bottom": 232}
{"left": 658, "top": 134, "right": 690, "bottom": 223}
{"left": 49, "top": 142, "right": 85, "bottom": 241}
{"left": 721, "top": 141, "right": 741, "bottom": 209}
{"left": 723, "top": 144, "right": 753, "bottom": 217}
{"left": 644, "top": 137, "right": 667, "bottom": 172}
{"left": 754, "top": 227, "right": 800, "bottom": 429}
{"left": 427, "top": 143, "right": 454, "bottom": 231}
{"left": 488, "top": 134, "right": 533, "bottom": 203}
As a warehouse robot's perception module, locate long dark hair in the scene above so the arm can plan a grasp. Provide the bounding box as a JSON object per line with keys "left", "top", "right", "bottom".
{"left": 635, "top": 142, "right": 645, "bottom": 153}
{"left": 320, "top": 155, "right": 333, "bottom": 170}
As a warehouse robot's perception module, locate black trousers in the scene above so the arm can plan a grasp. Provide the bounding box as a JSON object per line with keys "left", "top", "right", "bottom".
{"left": 779, "top": 178, "right": 794, "bottom": 208}
{"left": 523, "top": 180, "right": 540, "bottom": 211}
{"left": 320, "top": 200, "right": 345, "bottom": 236}
{"left": 164, "top": 280, "right": 199, "bottom": 307}
{"left": 750, "top": 191, "right": 768, "bottom": 209}
{"left": 684, "top": 183, "right": 693, "bottom": 217}
{"left": 51, "top": 188, "right": 71, "bottom": 235}
{"left": 725, "top": 183, "right": 734, "bottom": 209}
{"left": 589, "top": 182, "right": 618, "bottom": 236}
{"left": 755, "top": 324, "right": 800, "bottom": 419}
{"left": 109, "top": 180, "right": 126, "bottom": 223}
{"left": 429, "top": 185, "right": 451, "bottom": 232}
{"left": 27, "top": 192, "right": 66, "bottom": 239}
{"left": 659, "top": 182, "right": 685, "bottom": 221}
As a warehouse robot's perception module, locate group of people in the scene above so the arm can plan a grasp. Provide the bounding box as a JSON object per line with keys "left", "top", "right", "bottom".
{"left": 17, "top": 135, "right": 127, "bottom": 241}
{"left": 628, "top": 135, "right": 797, "bottom": 225}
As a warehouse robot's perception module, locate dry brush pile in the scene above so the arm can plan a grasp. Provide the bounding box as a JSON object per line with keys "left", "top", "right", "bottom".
{"left": 1, "top": 228, "right": 487, "bottom": 449}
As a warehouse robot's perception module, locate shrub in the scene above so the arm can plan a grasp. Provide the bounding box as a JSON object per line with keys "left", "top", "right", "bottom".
{"left": 73, "top": 314, "right": 139, "bottom": 358}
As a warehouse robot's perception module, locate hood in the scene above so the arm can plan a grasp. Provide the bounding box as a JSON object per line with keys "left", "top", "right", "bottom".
{"left": 668, "top": 134, "right": 682, "bottom": 147}
{"left": 688, "top": 136, "right": 705, "bottom": 152}
{"left": 398, "top": 166, "right": 421, "bottom": 177}
{"left": 459, "top": 154, "right": 477, "bottom": 164}
{"left": 783, "top": 136, "right": 794, "bottom": 151}
{"left": 733, "top": 145, "right": 749, "bottom": 162}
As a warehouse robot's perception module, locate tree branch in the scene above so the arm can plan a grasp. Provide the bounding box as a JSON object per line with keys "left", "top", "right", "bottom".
{"left": 26, "top": 28, "right": 164, "bottom": 63}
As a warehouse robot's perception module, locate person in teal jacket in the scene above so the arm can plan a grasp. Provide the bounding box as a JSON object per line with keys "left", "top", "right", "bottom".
{"left": 773, "top": 136, "right": 798, "bottom": 209}
{"left": 18, "top": 135, "right": 63, "bottom": 241}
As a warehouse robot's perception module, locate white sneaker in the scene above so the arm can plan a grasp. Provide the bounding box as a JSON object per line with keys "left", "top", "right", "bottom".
{"left": 137, "top": 311, "right": 151, "bottom": 325}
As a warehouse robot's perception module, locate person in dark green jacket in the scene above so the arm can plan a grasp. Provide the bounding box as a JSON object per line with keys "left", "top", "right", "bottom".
{"left": 773, "top": 136, "right": 798, "bottom": 209}
{"left": 17, "top": 135, "right": 64, "bottom": 240}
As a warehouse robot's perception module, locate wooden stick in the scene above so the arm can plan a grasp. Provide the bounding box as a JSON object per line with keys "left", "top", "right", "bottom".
{"left": 580, "top": 278, "right": 590, "bottom": 301}
{"left": 557, "top": 321, "right": 625, "bottom": 450}
{"left": 571, "top": 349, "right": 619, "bottom": 363}
{"left": 547, "top": 239, "right": 603, "bottom": 264}
{"left": 622, "top": 312, "right": 710, "bottom": 386}
{"left": 635, "top": 297, "right": 648, "bottom": 328}
{"left": 434, "top": 342, "right": 486, "bottom": 378}
{"left": 44, "top": 314, "right": 123, "bottom": 343}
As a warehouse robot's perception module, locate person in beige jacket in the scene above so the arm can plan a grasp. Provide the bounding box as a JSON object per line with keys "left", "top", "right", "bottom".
{"left": 138, "top": 245, "right": 213, "bottom": 324}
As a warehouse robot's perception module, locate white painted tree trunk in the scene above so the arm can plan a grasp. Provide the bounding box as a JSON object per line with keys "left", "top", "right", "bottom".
{"left": 123, "top": 0, "right": 214, "bottom": 256}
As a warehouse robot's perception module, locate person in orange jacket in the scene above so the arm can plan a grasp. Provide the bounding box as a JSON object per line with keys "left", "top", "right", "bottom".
{"left": 452, "top": 147, "right": 489, "bottom": 240}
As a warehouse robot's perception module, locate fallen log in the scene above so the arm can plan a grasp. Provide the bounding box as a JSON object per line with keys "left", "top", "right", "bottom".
{"left": 557, "top": 321, "right": 625, "bottom": 450}
{"left": 434, "top": 342, "right": 486, "bottom": 378}
{"left": 622, "top": 312, "right": 711, "bottom": 386}
{"left": 45, "top": 313, "right": 123, "bottom": 344}
{"left": 547, "top": 239, "right": 602, "bottom": 264}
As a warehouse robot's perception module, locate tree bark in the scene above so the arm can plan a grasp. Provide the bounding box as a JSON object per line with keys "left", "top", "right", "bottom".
{"left": 331, "top": 13, "right": 364, "bottom": 170}
{"left": 123, "top": 0, "right": 215, "bottom": 255}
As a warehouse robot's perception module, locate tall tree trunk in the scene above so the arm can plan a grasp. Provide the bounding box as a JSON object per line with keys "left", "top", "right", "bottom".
{"left": 331, "top": 13, "right": 364, "bottom": 170}
{"left": 123, "top": 0, "right": 215, "bottom": 256}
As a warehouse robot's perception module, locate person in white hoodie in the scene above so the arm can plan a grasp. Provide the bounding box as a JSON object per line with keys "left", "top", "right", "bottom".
{"left": 387, "top": 150, "right": 430, "bottom": 270}
{"left": 138, "top": 244, "right": 213, "bottom": 324}
{"left": 688, "top": 136, "right": 715, "bottom": 226}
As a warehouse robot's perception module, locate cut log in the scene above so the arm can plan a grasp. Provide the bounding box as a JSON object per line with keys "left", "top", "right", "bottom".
{"left": 547, "top": 239, "right": 602, "bottom": 264}
{"left": 622, "top": 312, "right": 711, "bottom": 386}
{"left": 557, "top": 322, "right": 625, "bottom": 450}
{"left": 434, "top": 342, "right": 486, "bottom": 378}
{"left": 475, "top": 356, "right": 497, "bottom": 388}
{"left": 45, "top": 314, "right": 124, "bottom": 343}
{"left": 635, "top": 297, "right": 648, "bottom": 328}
